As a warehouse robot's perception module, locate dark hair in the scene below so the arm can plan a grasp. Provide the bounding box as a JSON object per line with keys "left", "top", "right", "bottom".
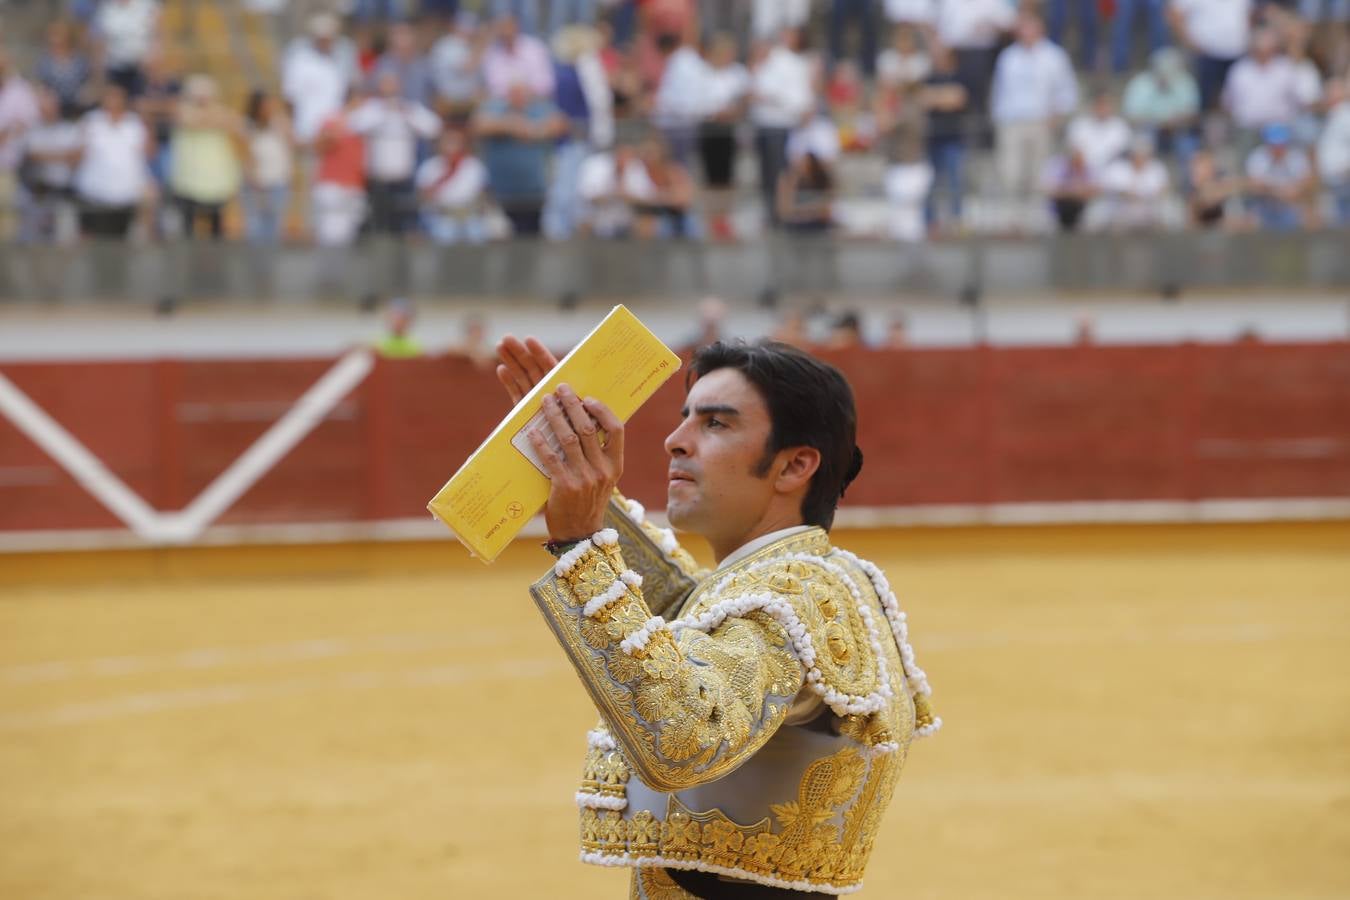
{"left": 245, "top": 89, "right": 267, "bottom": 126}
{"left": 689, "top": 340, "right": 863, "bottom": 530}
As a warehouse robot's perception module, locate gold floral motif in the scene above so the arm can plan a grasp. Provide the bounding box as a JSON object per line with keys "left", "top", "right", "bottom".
{"left": 660, "top": 811, "right": 702, "bottom": 859}
{"left": 564, "top": 557, "right": 619, "bottom": 605}
{"left": 632, "top": 867, "right": 700, "bottom": 899}
{"left": 628, "top": 809, "right": 661, "bottom": 853}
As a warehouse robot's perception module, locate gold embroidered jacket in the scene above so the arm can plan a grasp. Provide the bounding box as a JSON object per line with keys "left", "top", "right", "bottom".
{"left": 529, "top": 496, "right": 939, "bottom": 897}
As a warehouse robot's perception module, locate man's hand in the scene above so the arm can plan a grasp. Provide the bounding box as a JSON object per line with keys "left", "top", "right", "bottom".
{"left": 495, "top": 334, "right": 559, "bottom": 404}
{"left": 529, "top": 384, "right": 624, "bottom": 541}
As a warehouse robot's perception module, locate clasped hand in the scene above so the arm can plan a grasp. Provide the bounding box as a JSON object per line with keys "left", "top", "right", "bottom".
{"left": 494, "top": 336, "right": 624, "bottom": 542}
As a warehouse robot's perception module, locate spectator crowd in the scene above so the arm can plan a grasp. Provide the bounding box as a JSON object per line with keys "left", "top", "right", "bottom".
{"left": 0, "top": 0, "right": 1348, "bottom": 246}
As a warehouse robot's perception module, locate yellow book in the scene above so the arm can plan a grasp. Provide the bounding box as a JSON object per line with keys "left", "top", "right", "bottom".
{"left": 427, "top": 305, "right": 682, "bottom": 562}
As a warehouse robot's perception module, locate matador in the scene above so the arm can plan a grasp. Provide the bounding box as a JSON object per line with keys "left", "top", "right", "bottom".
{"left": 495, "top": 336, "right": 940, "bottom": 898}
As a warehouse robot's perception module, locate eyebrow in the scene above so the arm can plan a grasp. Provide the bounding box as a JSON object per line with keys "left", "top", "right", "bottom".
{"left": 680, "top": 404, "right": 742, "bottom": 418}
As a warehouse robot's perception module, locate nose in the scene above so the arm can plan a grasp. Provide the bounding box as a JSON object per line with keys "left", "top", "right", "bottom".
{"left": 664, "top": 418, "right": 693, "bottom": 459}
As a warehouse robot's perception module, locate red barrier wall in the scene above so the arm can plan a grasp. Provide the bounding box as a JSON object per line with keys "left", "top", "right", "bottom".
{"left": 3, "top": 342, "right": 1348, "bottom": 535}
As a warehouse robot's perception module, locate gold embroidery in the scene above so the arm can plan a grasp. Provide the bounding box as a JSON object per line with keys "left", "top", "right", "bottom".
{"left": 633, "top": 867, "right": 700, "bottom": 899}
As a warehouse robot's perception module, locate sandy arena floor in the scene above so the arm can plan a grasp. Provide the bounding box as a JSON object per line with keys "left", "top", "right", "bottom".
{"left": 1, "top": 522, "right": 1348, "bottom": 900}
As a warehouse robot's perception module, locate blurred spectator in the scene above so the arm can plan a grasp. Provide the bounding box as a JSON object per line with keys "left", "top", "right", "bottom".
{"left": 1098, "top": 135, "right": 1170, "bottom": 230}
{"left": 457, "top": 313, "right": 496, "bottom": 369}
{"left": 1244, "top": 123, "right": 1315, "bottom": 230}
{"left": 550, "top": 0, "right": 601, "bottom": 37}
{"left": 376, "top": 297, "right": 424, "bottom": 358}
{"left": 935, "top": 0, "right": 1016, "bottom": 120}
{"left": 489, "top": 0, "right": 542, "bottom": 37}
{"left": 991, "top": 13, "right": 1079, "bottom": 220}
{"left": 830, "top": 0, "right": 883, "bottom": 79}
{"left": 635, "top": 0, "right": 698, "bottom": 90}
{"left": 0, "top": 50, "right": 41, "bottom": 242}
{"left": 18, "top": 86, "right": 81, "bottom": 244}
{"left": 1047, "top": 0, "right": 1100, "bottom": 70}
{"left": 416, "top": 127, "right": 489, "bottom": 244}
{"left": 875, "top": 81, "right": 933, "bottom": 241}
{"left": 73, "top": 85, "right": 151, "bottom": 240}
{"left": 1169, "top": 0, "right": 1253, "bottom": 112}
{"left": 312, "top": 89, "right": 368, "bottom": 248}
{"left": 825, "top": 311, "right": 865, "bottom": 349}
{"left": 776, "top": 151, "right": 836, "bottom": 232}
{"left": 1222, "top": 28, "right": 1301, "bottom": 132}
{"left": 885, "top": 313, "right": 909, "bottom": 348}
{"left": 1285, "top": 21, "right": 1324, "bottom": 145}
{"left": 170, "top": 75, "right": 243, "bottom": 239}
{"left": 578, "top": 142, "right": 640, "bottom": 237}
{"left": 772, "top": 307, "right": 810, "bottom": 345}
{"left": 788, "top": 111, "right": 843, "bottom": 166}
{"left": 430, "top": 13, "right": 485, "bottom": 116}
{"left": 1041, "top": 146, "right": 1099, "bottom": 231}
{"left": 691, "top": 296, "right": 727, "bottom": 349}
{"left": 543, "top": 24, "right": 612, "bottom": 239}
{"left": 134, "top": 49, "right": 180, "bottom": 194}
{"left": 349, "top": 71, "right": 442, "bottom": 235}
{"left": 283, "top": 13, "right": 356, "bottom": 146}
{"left": 753, "top": 28, "right": 814, "bottom": 226}
{"left": 1066, "top": 89, "right": 1132, "bottom": 177}
{"left": 652, "top": 29, "right": 708, "bottom": 165}
{"left": 1111, "top": 0, "right": 1169, "bottom": 73}
{"left": 475, "top": 81, "right": 566, "bottom": 235}
{"left": 482, "top": 13, "right": 556, "bottom": 100}
{"left": 36, "top": 21, "right": 93, "bottom": 113}
{"left": 243, "top": 89, "right": 295, "bottom": 245}
{"left": 923, "top": 45, "right": 970, "bottom": 228}
{"left": 753, "top": 0, "right": 812, "bottom": 42}
{"left": 1187, "top": 146, "right": 1242, "bottom": 228}
{"left": 1318, "top": 77, "right": 1350, "bottom": 226}
{"left": 373, "top": 22, "right": 435, "bottom": 107}
{"left": 1122, "top": 47, "right": 1201, "bottom": 158}
{"left": 698, "top": 32, "right": 750, "bottom": 240}
{"left": 826, "top": 61, "right": 870, "bottom": 151}
{"left": 878, "top": 24, "right": 932, "bottom": 87}
{"left": 885, "top": 0, "right": 936, "bottom": 28}
{"left": 94, "top": 0, "right": 160, "bottom": 96}
{"left": 628, "top": 132, "right": 697, "bottom": 238}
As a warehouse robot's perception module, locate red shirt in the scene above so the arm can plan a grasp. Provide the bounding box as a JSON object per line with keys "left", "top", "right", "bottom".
{"left": 316, "top": 113, "right": 365, "bottom": 189}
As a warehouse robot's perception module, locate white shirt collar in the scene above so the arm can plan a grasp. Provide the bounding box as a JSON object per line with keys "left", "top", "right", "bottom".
{"left": 718, "top": 525, "right": 814, "bottom": 570}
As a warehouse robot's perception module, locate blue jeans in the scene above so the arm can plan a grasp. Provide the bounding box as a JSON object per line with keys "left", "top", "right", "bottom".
{"left": 421, "top": 209, "right": 486, "bottom": 244}
{"left": 548, "top": 0, "right": 597, "bottom": 34}
{"left": 1196, "top": 54, "right": 1236, "bottom": 112}
{"left": 1111, "top": 0, "right": 1168, "bottom": 72}
{"left": 1332, "top": 182, "right": 1350, "bottom": 227}
{"left": 543, "top": 139, "right": 591, "bottom": 240}
{"left": 1048, "top": 0, "right": 1100, "bottom": 69}
{"left": 244, "top": 185, "right": 289, "bottom": 244}
{"left": 1300, "top": 0, "right": 1350, "bottom": 19}
{"left": 490, "top": 0, "right": 541, "bottom": 34}
{"left": 925, "top": 136, "right": 967, "bottom": 224}
{"left": 830, "top": 0, "right": 881, "bottom": 77}
{"left": 1250, "top": 198, "right": 1302, "bottom": 232}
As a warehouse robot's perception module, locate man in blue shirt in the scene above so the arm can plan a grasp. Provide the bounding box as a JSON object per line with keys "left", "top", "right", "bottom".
{"left": 474, "top": 81, "right": 566, "bottom": 236}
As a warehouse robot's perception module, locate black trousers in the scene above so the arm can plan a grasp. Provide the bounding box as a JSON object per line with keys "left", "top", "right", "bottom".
{"left": 80, "top": 204, "right": 136, "bottom": 238}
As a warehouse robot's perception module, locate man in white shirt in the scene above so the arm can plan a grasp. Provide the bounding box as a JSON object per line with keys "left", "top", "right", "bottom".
{"left": 991, "top": 13, "right": 1079, "bottom": 216}
{"left": 1098, "top": 135, "right": 1171, "bottom": 231}
{"left": 74, "top": 85, "right": 152, "bottom": 239}
{"left": 936, "top": 0, "right": 1016, "bottom": 119}
{"left": 1317, "top": 78, "right": 1350, "bottom": 226}
{"left": 430, "top": 13, "right": 483, "bottom": 114}
{"left": 1168, "top": 0, "right": 1253, "bottom": 111}
{"left": 348, "top": 70, "right": 442, "bottom": 235}
{"left": 1222, "top": 28, "right": 1299, "bottom": 132}
{"left": 95, "top": 0, "right": 160, "bottom": 96}
{"left": 0, "top": 51, "right": 41, "bottom": 241}
{"left": 19, "top": 86, "right": 82, "bottom": 244}
{"left": 1066, "top": 90, "right": 1132, "bottom": 178}
{"left": 282, "top": 14, "right": 356, "bottom": 146}
{"left": 578, "top": 144, "right": 644, "bottom": 238}
{"left": 416, "top": 127, "right": 488, "bottom": 244}
{"left": 751, "top": 28, "right": 816, "bottom": 226}
{"left": 652, "top": 32, "right": 711, "bottom": 166}
{"left": 752, "top": 0, "right": 812, "bottom": 41}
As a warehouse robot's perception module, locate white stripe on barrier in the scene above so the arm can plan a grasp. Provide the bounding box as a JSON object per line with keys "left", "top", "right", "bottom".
{"left": 0, "top": 369, "right": 164, "bottom": 540}
{"left": 0, "top": 350, "right": 374, "bottom": 546}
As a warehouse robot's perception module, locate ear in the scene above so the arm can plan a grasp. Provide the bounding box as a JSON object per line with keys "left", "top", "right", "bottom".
{"left": 773, "top": 446, "right": 821, "bottom": 495}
